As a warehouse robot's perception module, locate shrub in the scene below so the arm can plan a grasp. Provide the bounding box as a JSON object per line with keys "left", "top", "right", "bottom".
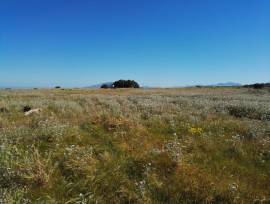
{"left": 225, "top": 105, "right": 270, "bottom": 120}
{"left": 253, "top": 83, "right": 264, "bottom": 89}
{"left": 22, "top": 106, "right": 31, "bottom": 112}
{"left": 0, "top": 107, "right": 8, "bottom": 113}
{"left": 55, "top": 86, "right": 61, "bottom": 89}
{"left": 101, "top": 84, "right": 109, "bottom": 89}
{"left": 112, "top": 80, "right": 140, "bottom": 88}
{"left": 243, "top": 83, "right": 270, "bottom": 89}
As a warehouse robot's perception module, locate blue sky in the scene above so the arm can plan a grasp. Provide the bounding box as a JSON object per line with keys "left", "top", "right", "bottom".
{"left": 0, "top": 0, "right": 269, "bottom": 87}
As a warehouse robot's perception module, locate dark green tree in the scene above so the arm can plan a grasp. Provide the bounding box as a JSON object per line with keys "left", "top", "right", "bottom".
{"left": 112, "top": 80, "right": 140, "bottom": 88}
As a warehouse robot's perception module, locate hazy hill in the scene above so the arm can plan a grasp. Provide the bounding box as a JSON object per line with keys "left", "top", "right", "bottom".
{"left": 211, "top": 82, "right": 242, "bottom": 87}
{"left": 86, "top": 82, "right": 113, "bottom": 88}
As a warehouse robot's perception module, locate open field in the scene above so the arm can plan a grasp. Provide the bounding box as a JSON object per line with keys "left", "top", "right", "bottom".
{"left": 0, "top": 87, "right": 270, "bottom": 203}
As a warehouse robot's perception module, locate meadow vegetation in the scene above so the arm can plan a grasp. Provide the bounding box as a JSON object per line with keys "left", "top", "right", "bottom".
{"left": 0, "top": 87, "right": 270, "bottom": 203}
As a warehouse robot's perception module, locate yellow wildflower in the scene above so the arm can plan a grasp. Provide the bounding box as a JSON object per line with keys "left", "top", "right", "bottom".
{"left": 189, "top": 127, "right": 203, "bottom": 135}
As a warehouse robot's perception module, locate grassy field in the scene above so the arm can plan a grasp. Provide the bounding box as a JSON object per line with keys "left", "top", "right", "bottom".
{"left": 0, "top": 87, "right": 270, "bottom": 203}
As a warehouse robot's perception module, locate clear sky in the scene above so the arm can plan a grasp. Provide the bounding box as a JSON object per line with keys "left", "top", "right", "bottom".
{"left": 0, "top": 0, "right": 269, "bottom": 87}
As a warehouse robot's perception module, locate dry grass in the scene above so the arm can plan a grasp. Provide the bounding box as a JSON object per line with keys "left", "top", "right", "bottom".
{"left": 0, "top": 87, "right": 270, "bottom": 203}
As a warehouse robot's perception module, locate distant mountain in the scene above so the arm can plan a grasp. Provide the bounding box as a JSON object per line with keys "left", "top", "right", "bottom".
{"left": 210, "top": 82, "right": 242, "bottom": 87}
{"left": 186, "top": 82, "right": 241, "bottom": 88}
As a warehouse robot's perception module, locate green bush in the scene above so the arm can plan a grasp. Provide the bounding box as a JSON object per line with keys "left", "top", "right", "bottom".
{"left": 113, "top": 80, "right": 140, "bottom": 88}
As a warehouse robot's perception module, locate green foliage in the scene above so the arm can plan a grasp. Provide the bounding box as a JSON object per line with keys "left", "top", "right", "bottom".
{"left": 113, "top": 79, "right": 140, "bottom": 88}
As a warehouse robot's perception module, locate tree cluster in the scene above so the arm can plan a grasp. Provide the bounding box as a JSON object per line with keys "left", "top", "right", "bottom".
{"left": 243, "top": 83, "right": 270, "bottom": 89}
{"left": 101, "top": 80, "right": 140, "bottom": 89}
